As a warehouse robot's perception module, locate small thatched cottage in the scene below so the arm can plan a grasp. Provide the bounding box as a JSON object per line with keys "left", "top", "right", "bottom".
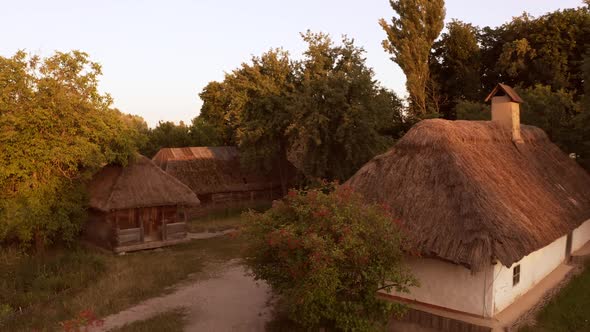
{"left": 347, "top": 84, "right": 590, "bottom": 319}
{"left": 152, "top": 147, "right": 282, "bottom": 213}
{"left": 86, "top": 155, "right": 200, "bottom": 252}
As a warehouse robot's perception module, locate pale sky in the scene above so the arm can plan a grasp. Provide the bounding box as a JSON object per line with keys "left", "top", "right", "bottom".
{"left": 1, "top": 0, "right": 585, "bottom": 127}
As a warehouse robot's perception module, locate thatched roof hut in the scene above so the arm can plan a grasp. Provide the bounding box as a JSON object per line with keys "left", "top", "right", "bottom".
{"left": 152, "top": 146, "right": 280, "bottom": 197}
{"left": 346, "top": 119, "right": 590, "bottom": 271}
{"left": 88, "top": 155, "right": 200, "bottom": 211}
{"left": 86, "top": 155, "right": 200, "bottom": 252}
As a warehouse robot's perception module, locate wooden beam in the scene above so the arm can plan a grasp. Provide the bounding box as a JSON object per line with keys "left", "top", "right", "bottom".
{"left": 162, "top": 208, "right": 168, "bottom": 241}
{"left": 113, "top": 238, "right": 191, "bottom": 253}
{"left": 139, "top": 209, "right": 145, "bottom": 243}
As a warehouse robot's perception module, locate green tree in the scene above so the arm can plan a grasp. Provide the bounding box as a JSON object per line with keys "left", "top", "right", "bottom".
{"left": 139, "top": 117, "right": 222, "bottom": 158}
{"left": 518, "top": 85, "right": 579, "bottom": 144}
{"left": 198, "top": 81, "right": 239, "bottom": 145}
{"left": 188, "top": 117, "right": 222, "bottom": 147}
{"left": 571, "top": 109, "right": 590, "bottom": 170}
{"left": 231, "top": 49, "right": 295, "bottom": 194}
{"left": 480, "top": 8, "right": 590, "bottom": 96}
{"left": 430, "top": 20, "right": 482, "bottom": 119}
{"left": 197, "top": 32, "right": 403, "bottom": 184}
{"left": 243, "top": 185, "right": 416, "bottom": 331}
{"left": 119, "top": 113, "right": 150, "bottom": 154}
{"left": 380, "top": 0, "right": 446, "bottom": 118}
{"left": 0, "top": 51, "right": 139, "bottom": 248}
{"left": 287, "top": 32, "right": 399, "bottom": 181}
{"left": 455, "top": 100, "right": 490, "bottom": 121}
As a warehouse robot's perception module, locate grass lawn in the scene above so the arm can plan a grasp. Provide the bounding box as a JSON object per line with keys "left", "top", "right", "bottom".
{"left": 520, "top": 263, "right": 590, "bottom": 332}
{"left": 0, "top": 235, "right": 246, "bottom": 331}
{"left": 111, "top": 308, "right": 186, "bottom": 332}
{"left": 188, "top": 215, "right": 245, "bottom": 233}
{"left": 187, "top": 203, "right": 270, "bottom": 233}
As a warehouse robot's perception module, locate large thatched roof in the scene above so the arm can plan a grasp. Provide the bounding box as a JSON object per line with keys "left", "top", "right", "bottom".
{"left": 346, "top": 119, "right": 590, "bottom": 271}
{"left": 88, "top": 155, "right": 200, "bottom": 212}
{"left": 152, "top": 147, "right": 280, "bottom": 195}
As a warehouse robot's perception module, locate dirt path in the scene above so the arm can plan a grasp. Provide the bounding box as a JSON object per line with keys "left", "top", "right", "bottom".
{"left": 93, "top": 260, "right": 272, "bottom": 332}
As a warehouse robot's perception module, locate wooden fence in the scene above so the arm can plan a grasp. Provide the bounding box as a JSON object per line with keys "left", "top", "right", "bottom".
{"left": 166, "top": 222, "right": 186, "bottom": 240}
{"left": 116, "top": 228, "right": 141, "bottom": 246}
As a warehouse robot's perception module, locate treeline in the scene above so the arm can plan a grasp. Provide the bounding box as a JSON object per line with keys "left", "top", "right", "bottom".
{"left": 137, "top": 118, "right": 221, "bottom": 157}
{"left": 196, "top": 32, "right": 405, "bottom": 186}
{"left": 2, "top": 1, "right": 589, "bottom": 248}
{"left": 427, "top": 6, "right": 590, "bottom": 168}
{"left": 141, "top": 32, "right": 407, "bottom": 189}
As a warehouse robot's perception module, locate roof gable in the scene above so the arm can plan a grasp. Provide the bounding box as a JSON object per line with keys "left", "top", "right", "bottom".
{"left": 485, "top": 83, "right": 524, "bottom": 103}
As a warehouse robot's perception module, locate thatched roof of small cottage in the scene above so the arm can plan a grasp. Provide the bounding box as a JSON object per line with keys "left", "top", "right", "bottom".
{"left": 152, "top": 147, "right": 279, "bottom": 195}
{"left": 88, "top": 155, "right": 200, "bottom": 212}
{"left": 346, "top": 119, "right": 590, "bottom": 271}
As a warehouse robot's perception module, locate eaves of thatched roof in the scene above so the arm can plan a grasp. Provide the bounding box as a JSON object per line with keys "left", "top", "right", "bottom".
{"left": 346, "top": 119, "right": 590, "bottom": 271}
{"left": 88, "top": 155, "right": 200, "bottom": 212}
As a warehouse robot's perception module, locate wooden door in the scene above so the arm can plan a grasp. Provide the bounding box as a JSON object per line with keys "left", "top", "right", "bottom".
{"left": 141, "top": 208, "right": 151, "bottom": 241}
{"left": 140, "top": 207, "right": 163, "bottom": 242}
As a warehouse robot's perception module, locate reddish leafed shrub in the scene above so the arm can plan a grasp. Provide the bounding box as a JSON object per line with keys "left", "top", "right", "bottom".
{"left": 243, "top": 183, "right": 416, "bottom": 331}
{"left": 58, "top": 309, "right": 103, "bottom": 332}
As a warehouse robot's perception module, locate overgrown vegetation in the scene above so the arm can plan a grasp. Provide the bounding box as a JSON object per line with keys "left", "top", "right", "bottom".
{"left": 138, "top": 118, "right": 222, "bottom": 158}
{"left": 243, "top": 184, "right": 416, "bottom": 331}
{"left": 188, "top": 202, "right": 271, "bottom": 233}
{"left": 380, "top": 0, "right": 446, "bottom": 117}
{"left": 0, "top": 51, "right": 144, "bottom": 248}
{"left": 198, "top": 32, "right": 406, "bottom": 184}
{"left": 0, "top": 236, "right": 244, "bottom": 331}
{"left": 112, "top": 308, "right": 187, "bottom": 332}
{"left": 429, "top": 4, "right": 590, "bottom": 170}
{"left": 520, "top": 263, "right": 590, "bottom": 332}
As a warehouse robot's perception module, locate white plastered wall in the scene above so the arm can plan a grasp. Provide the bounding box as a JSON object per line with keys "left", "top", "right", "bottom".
{"left": 492, "top": 235, "right": 567, "bottom": 314}
{"left": 572, "top": 219, "right": 590, "bottom": 252}
{"left": 388, "top": 257, "right": 495, "bottom": 318}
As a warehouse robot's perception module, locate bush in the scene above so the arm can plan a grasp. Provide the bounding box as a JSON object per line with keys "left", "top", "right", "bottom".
{"left": 455, "top": 100, "right": 490, "bottom": 121}
{"left": 243, "top": 184, "right": 416, "bottom": 331}
{"left": 0, "top": 51, "right": 142, "bottom": 247}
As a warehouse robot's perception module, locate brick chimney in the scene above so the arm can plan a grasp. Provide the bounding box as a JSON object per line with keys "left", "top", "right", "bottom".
{"left": 485, "top": 83, "right": 524, "bottom": 144}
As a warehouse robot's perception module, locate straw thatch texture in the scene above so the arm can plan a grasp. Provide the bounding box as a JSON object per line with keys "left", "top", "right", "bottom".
{"left": 346, "top": 119, "right": 590, "bottom": 271}
{"left": 88, "top": 155, "right": 200, "bottom": 212}
{"left": 152, "top": 147, "right": 279, "bottom": 195}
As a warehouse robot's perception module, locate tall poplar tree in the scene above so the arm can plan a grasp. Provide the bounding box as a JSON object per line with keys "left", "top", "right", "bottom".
{"left": 379, "top": 0, "right": 446, "bottom": 118}
{"left": 430, "top": 20, "right": 482, "bottom": 119}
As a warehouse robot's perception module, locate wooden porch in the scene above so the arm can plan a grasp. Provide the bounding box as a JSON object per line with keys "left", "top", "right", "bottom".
{"left": 110, "top": 206, "right": 190, "bottom": 253}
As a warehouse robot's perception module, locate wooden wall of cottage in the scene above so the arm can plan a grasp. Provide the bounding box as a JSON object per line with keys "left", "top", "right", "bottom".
{"left": 84, "top": 205, "right": 188, "bottom": 251}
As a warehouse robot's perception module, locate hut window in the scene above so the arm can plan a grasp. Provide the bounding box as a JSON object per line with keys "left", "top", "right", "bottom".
{"left": 512, "top": 265, "right": 520, "bottom": 286}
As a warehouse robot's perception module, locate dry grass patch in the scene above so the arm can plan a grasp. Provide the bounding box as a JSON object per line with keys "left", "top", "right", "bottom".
{"left": 188, "top": 203, "right": 271, "bottom": 233}
{"left": 0, "top": 236, "right": 245, "bottom": 331}
{"left": 188, "top": 215, "right": 244, "bottom": 233}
